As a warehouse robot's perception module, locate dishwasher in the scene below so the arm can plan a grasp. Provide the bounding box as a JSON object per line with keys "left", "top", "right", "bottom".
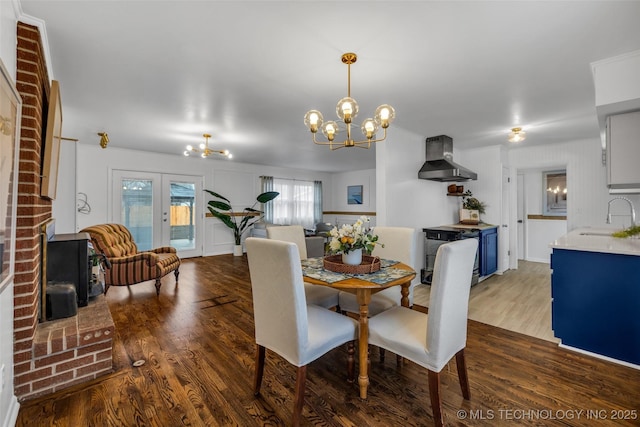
{"left": 421, "top": 226, "right": 479, "bottom": 286}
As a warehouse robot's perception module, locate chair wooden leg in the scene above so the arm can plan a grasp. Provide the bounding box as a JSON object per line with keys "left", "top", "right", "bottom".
{"left": 174, "top": 268, "right": 179, "bottom": 281}
{"left": 428, "top": 370, "right": 444, "bottom": 427}
{"left": 347, "top": 341, "right": 355, "bottom": 383}
{"left": 455, "top": 349, "right": 471, "bottom": 400}
{"left": 253, "top": 345, "right": 265, "bottom": 396}
{"left": 292, "top": 366, "right": 307, "bottom": 427}
{"left": 154, "top": 279, "right": 161, "bottom": 295}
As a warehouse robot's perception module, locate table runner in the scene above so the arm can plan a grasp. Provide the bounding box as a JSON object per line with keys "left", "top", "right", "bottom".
{"left": 301, "top": 257, "right": 414, "bottom": 285}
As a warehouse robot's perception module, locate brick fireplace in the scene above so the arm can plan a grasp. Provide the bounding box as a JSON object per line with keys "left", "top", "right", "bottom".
{"left": 13, "top": 22, "right": 114, "bottom": 400}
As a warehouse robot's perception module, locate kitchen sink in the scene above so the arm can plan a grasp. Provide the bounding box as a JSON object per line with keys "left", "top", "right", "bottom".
{"left": 579, "top": 232, "right": 614, "bottom": 237}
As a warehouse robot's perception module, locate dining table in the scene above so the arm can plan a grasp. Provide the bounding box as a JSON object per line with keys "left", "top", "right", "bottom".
{"left": 300, "top": 257, "right": 416, "bottom": 399}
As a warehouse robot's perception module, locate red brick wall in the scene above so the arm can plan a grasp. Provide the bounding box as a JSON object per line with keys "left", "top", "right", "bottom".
{"left": 13, "top": 22, "right": 113, "bottom": 401}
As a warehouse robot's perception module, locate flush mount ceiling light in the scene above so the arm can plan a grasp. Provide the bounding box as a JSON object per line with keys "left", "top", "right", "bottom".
{"left": 184, "top": 133, "right": 232, "bottom": 159}
{"left": 508, "top": 127, "right": 526, "bottom": 143}
{"left": 303, "top": 52, "right": 395, "bottom": 150}
{"left": 97, "top": 132, "right": 109, "bottom": 149}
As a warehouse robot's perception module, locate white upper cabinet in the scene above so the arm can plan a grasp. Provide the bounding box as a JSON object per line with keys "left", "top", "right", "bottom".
{"left": 606, "top": 110, "right": 640, "bottom": 192}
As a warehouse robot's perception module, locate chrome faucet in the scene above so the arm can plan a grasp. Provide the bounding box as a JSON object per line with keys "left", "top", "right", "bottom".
{"left": 606, "top": 197, "right": 636, "bottom": 227}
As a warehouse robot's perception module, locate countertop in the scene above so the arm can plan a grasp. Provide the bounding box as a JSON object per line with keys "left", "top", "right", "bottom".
{"left": 550, "top": 227, "right": 640, "bottom": 256}
{"left": 445, "top": 223, "right": 498, "bottom": 231}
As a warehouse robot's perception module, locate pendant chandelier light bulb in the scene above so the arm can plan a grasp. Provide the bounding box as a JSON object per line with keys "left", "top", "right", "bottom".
{"left": 304, "top": 52, "right": 395, "bottom": 150}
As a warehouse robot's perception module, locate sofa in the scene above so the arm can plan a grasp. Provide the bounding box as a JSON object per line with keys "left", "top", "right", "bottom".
{"left": 250, "top": 223, "right": 325, "bottom": 258}
{"left": 81, "top": 223, "right": 181, "bottom": 295}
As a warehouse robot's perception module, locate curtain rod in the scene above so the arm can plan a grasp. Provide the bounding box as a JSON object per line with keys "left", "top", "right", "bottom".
{"left": 260, "top": 176, "right": 321, "bottom": 182}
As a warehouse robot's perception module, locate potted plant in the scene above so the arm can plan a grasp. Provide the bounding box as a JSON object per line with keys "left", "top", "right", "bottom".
{"left": 460, "top": 190, "right": 487, "bottom": 225}
{"left": 205, "top": 189, "right": 279, "bottom": 255}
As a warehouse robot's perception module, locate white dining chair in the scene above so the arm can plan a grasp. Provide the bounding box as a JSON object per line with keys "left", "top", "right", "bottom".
{"left": 246, "top": 238, "right": 358, "bottom": 426}
{"left": 266, "top": 225, "right": 340, "bottom": 309}
{"left": 338, "top": 226, "right": 419, "bottom": 315}
{"left": 368, "top": 238, "right": 478, "bottom": 427}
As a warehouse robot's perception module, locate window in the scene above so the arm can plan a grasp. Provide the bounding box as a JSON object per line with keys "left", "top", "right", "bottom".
{"left": 543, "top": 170, "right": 567, "bottom": 215}
{"left": 272, "top": 179, "right": 319, "bottom": 228}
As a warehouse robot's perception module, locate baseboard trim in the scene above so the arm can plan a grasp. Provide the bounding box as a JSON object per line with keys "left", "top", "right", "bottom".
{"left": 558, "top": 343, "right": 640, "bottom": 370}
{"left": 2, "top": 394, "right": 20, "bottom": 427}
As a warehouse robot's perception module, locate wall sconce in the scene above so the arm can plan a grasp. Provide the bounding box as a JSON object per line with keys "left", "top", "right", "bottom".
{"left": 97, "top": 132, "right": 109, "bottom": 149}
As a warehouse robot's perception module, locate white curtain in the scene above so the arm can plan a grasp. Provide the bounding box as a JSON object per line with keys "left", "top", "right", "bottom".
{"left": 313, "top": 180, "right": 323, "bottom": 224}
{"left": 261, "top": 176, "right": 274, "bottom": 223}
{"left": 272, "top": 178, "right": 316, "bottom": 229}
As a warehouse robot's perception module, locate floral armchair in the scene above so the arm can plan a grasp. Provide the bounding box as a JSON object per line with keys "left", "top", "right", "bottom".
{"left": 81, "top": 223, "right": 180, "bottom": 295}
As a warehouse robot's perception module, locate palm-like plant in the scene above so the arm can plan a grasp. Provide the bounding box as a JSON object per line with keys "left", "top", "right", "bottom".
{"left": 205, "top": 189, "right": 279, "bottom": 245}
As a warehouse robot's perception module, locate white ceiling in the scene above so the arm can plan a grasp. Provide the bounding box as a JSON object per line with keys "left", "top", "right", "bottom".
{"left": 18, "top": 1, "right": 640, "bottom": 173}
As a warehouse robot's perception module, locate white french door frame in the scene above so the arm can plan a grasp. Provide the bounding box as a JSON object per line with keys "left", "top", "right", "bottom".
{"left": 111, "top": 170, "right": 204, "bottom": 258}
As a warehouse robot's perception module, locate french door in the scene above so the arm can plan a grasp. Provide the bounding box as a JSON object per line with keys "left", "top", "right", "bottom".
{"left": 112, "top": 170, "right": 203, "bottom": 258}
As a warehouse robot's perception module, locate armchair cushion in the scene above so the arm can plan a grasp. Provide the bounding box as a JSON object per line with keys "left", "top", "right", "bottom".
{"left": 81, "top": 223, "right": 180, "bottom": 295}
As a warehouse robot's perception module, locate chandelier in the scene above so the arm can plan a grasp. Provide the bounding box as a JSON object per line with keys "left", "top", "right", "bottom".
{"left": 303, "top": 52, "right": 395, "bottom": 150}
{"left": 184, "top": 133, "right": 232, "bottom": 159}
{"left": 508, "top": 127, "right": 526, "bottom": 143}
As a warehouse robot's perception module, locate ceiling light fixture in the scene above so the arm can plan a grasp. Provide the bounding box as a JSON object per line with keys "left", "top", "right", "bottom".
{"left": 303, "top": 52, "right": 395, "bottom": 150}
{"left": 508, "top": 127, "right": 526, "bottom": 143}
{"left": 184, "top": 133, "right": 232, "bottom": 159}
{"left": 97, "top": 132, "right": 109, "bottom": 149}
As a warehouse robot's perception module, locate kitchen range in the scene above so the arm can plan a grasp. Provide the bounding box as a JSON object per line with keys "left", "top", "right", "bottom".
{"left": 421, "top": 224, "right": 498, "bottom": 287}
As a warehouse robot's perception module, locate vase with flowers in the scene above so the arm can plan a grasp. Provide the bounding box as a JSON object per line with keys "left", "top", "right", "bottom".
{"left": 328, "top": 216, "right": 381, "bottom": 265}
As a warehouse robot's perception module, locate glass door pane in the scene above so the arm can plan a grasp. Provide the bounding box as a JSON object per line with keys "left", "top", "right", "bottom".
{"left": 113, "top": 171, "right": 161, "bottom": 252}
{"left": 123, "top": 178, "right": 154, "bottom": 250}
{"left": 163, "top": 174, "right": 203, "bottom": 258}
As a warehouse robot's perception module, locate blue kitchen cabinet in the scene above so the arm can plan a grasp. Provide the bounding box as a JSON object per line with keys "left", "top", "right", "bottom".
{"left": 479, "top": 226, "right": 498, "bottom": 277}
{"left": 551, "top": 248, "right": 640, "bottom": 365}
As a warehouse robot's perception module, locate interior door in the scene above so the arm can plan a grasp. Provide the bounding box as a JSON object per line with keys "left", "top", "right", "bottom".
{"left": 517, "top": 174, "right": 525, "bottom": 260}
{"left": 500, "top": 166, "right": 511, "bottom": 272}
{"left": 112, "top": 170, "right": 203, "bottom": 258}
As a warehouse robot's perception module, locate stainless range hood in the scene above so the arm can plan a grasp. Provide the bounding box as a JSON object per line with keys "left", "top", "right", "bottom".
{"left": 418, "top": 135, "right": 477, "bottom": 182}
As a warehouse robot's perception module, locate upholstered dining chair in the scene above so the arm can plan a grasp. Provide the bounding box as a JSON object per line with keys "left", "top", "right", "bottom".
{"left": 338, "top": 226, "right": 419, "bottom": 315}
{"left": 266, "top": 225, "right": 340, "bottom": 309}
{"left": 367, "top": 238, "right": 478, "bottom": 427}
{"left": 245, "top": 237, "right": 358, "bottom": 427}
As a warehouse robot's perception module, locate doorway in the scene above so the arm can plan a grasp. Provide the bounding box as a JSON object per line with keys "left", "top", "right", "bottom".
{"left": 112, "top": 170, "right": 203, "bottom": 258}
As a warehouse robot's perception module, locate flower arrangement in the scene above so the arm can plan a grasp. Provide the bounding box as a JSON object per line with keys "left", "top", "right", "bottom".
{"left": 328, "top": 216, "right": 381, "bottom": 254}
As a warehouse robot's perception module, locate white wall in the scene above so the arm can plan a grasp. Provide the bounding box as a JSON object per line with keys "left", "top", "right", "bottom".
{"left": 56, "top": 143, "right": 333, "bottom": 256}
{"left": 458, "top": 145, "right": 503, "bottom": 226}
{"left": 327, "top": 169, "right": 376, "bottom": 227}
{"left": 509, "top": 137, "right": 640, "bottom": 230}
{"left": 0, "top": 1, "right": 20, "bottom": 425}
{"left": 518, "top": 169, "right": 567, "bottom": 262}
{"left": 376, "top": 127, "right": 456, "bottom": 279}
{"left": 378, "top": 129, "right": 640, "bottom": 271}
{"left": 508, "top": 137, "right": 640, "bottom": 263}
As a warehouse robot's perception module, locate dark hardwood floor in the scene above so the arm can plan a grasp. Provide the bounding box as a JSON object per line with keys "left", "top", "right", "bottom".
{"left": 16, "top": 255, "right": 640, "bottom": 426}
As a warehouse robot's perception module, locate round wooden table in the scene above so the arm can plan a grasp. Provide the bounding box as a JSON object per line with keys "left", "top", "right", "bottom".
{"left": 301, "top": 258, "right": 416, "bottom": 399}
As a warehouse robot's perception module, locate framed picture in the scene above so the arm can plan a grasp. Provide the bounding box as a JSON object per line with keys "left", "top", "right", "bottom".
{"left": 41, "top": 80, "right": 62, "bottom": 199}
{"left": 347, "top": 185, "right": 363, "bottom": 205}
{"left": 0, "top": 59, "right": 22, "bottom": 292}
